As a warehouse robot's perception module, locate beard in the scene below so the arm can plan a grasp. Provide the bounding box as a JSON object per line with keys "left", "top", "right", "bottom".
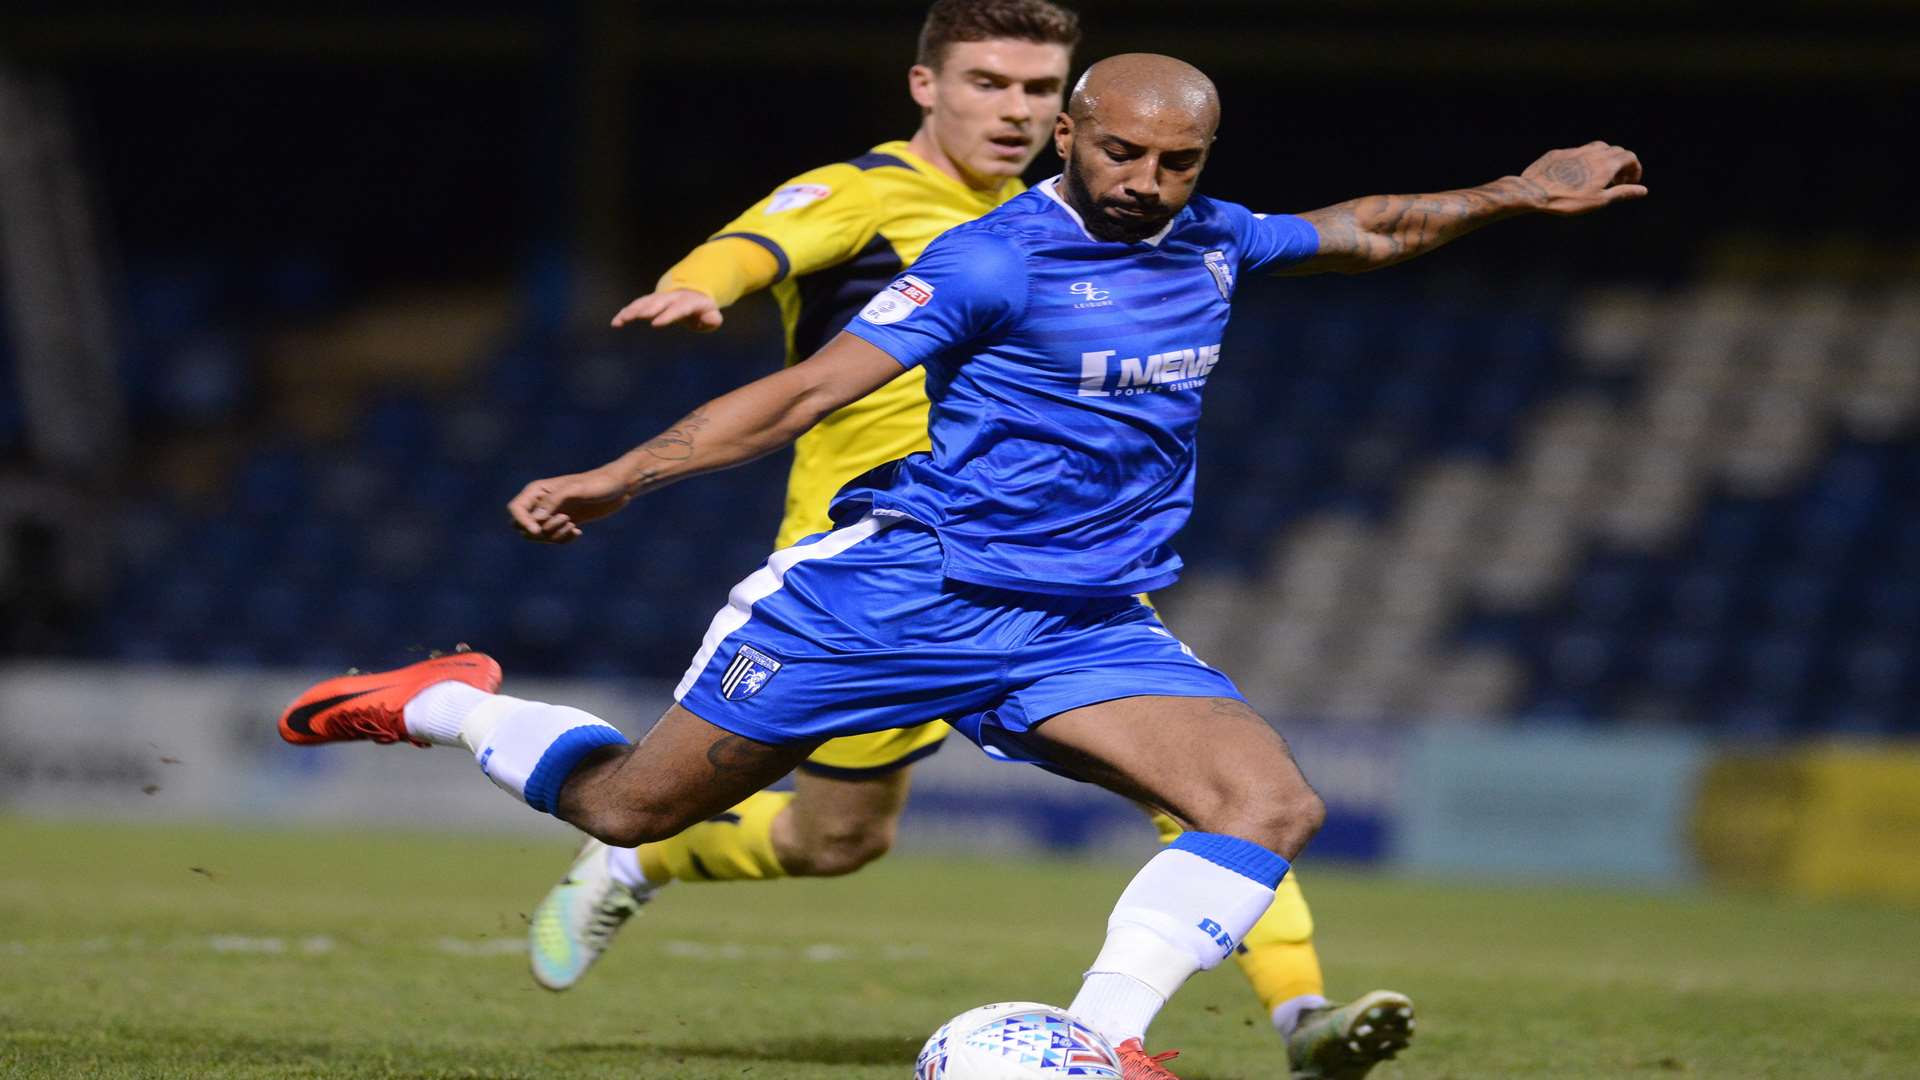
{"left": 1062, "top": 149, "right": 1176, "bottom": 243}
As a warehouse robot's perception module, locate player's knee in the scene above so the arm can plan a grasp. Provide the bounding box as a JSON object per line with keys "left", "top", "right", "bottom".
{"left": 1286, "top": 786, "right": 1327, "bottom": 843}
{"left": 1255, "top": 785, "right": 1325, "bottom": 855}
{"left": 792, "top": 818, "right": 896, "bottom": 877}
{"left": 1202, "top": 783, "right": 1323, "bottom": 859}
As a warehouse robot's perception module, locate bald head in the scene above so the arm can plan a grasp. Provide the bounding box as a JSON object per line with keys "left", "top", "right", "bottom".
{"left": 1052, "top": 53, "right": 1219, "bottom": 243}
{"left": 1068, "top": 53, "right": 1220, "bottom": 137}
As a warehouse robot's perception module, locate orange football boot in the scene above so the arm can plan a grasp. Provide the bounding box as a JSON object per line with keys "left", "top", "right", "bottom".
{"left": 278, "top": 650, "right": 502, "bottom": 747}
{"left": 1114, "top": 1038, "right": 1183, "bottom": 1079}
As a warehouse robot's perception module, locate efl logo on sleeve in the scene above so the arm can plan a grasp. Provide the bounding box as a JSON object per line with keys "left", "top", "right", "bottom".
{"left": 858, "top": 274, "right": 934, "bottom": 326}
{"left": 764, "top": 183, "right": 831, "bottom": 214}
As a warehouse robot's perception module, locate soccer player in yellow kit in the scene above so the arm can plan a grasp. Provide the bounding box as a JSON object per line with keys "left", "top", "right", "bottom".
{"left": 529, "top": 3, "right": 1412, "bottom": 1075}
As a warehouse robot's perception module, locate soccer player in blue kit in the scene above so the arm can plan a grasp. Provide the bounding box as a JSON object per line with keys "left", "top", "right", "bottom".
{"left": 279, "top": 53, "right": 1644, "bottom": 1078}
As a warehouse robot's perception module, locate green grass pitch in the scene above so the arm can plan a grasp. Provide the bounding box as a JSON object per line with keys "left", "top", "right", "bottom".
{"left": 3, "top": 817, "right": 1916, "bottom": 1078}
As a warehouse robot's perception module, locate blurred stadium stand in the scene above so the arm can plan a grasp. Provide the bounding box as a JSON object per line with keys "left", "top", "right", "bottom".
{"left": 47, "top": 261, "right": 1920, "bottom": 743}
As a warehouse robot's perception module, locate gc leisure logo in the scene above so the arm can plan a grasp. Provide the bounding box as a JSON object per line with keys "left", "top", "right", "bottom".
{"left": 1069, "top": 280, "right": 1113, "bottom": 309}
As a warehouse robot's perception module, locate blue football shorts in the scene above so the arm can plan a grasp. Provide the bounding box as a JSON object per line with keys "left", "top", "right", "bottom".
{"left": 674, "top": 514, "right": 1243, "bottom": 766}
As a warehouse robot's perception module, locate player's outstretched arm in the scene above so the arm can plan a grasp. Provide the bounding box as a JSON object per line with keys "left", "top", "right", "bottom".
{"left": 1281, "top": 141, "right": 1646, "bottom": 275}
{"left": 507, "top": 332, "right": 902, "bottom": 543}
{"left": 609, "top": 236, "right": 784, "bottom": 331}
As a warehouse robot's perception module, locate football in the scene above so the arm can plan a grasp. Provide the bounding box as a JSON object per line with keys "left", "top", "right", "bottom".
{"left": 915, "top": 1001, "right": 1122, "bottom": 1079}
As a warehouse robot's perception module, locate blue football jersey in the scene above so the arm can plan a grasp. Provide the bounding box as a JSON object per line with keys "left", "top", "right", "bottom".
{"left": 835, "top": 176, "right": 1318, "bottom": 596}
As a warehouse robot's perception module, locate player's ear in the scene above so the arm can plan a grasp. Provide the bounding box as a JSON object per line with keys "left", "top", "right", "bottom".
{"left": 1053, "top": 112, "right": 1073, "bottom": 160}
{"left": 908, "top": 64, "right": 938, "bottom": 111}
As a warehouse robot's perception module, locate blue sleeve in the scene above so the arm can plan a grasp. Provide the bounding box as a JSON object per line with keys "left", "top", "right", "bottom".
{"left": 1229, "top": 201, "right": 1320, "bottom": 274}
{"left": 842, "top": 227, "right": 1026, "bottom": 369}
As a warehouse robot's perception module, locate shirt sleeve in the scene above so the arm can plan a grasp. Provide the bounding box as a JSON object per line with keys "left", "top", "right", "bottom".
{"left": 841, "top": 227, "right": 1026, "bottom": 370}
{"left": 706, "top": 163, "right": 879, "bottom": 282}
{"left": 1230, "top": 201, "right": 1321, "bottom": 274}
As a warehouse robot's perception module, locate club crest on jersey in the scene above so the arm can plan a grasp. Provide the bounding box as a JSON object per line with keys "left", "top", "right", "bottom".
{"left": 721, "top": 644, "right": 783, "bottom": 701}
{"left": 764, "top": 183, "right": 830, "bottom": 214}
{"left": 1203, "top": 249, "right": 1234, "bottom": 300}
{"left": 859, "top": 274, "right": 934, "bottom": 326}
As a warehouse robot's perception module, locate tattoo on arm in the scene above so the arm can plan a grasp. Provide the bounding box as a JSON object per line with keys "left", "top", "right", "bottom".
{"left": 705, "top": 733, "right": 777, "bottom": 777}
{"left": 640, "top": 407, "right": 712, "bottom": 462}
{"left": 618, "top": 407, "right": 713, "bottom": 496}
{"left": 1299, "top": 175, "right": 1548, "bottom": 273}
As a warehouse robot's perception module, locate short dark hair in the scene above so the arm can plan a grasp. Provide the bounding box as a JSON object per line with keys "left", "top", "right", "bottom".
{"left": 916, "top": 0, "right": 1081, "bottom": 70}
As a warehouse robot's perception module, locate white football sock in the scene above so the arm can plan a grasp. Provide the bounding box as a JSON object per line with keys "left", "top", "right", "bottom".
{"left": 1070, "top": 832, "right": 1290, "bottom": 1046}
{"left": 1071, "top": 970, "right": 1166, "bottom": 1046}
{"left": 403, "top": 682, "right": 629, "bottom": 814}
{"left": 606, "top": 844, "right": 655, "bottom": 891}
{"left": 1272, "top": 993, "right": 1331, "bottom": 1037}
{"left": 403, "top": 681, "right": 488, "bottom": 747}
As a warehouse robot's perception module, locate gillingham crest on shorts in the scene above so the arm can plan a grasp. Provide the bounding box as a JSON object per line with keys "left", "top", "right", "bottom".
{"left": 1203, "top": 249, "right": 1234, "bottom": 299}
{"left": 859, "top": 273, "right": 934, "bottom": 326}
{"left": 720, "top": 644, "right": 782, "bottom": 701}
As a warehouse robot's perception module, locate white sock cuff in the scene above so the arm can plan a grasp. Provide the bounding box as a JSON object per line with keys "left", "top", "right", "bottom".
{"left": 1272, "top": 994, "right": 1330, "bottom": 1036}
{"left": 472, "top": 702, "right": 629, "bottom": 814}
{"left": 606, "top": 844, "right": 652, "bottom": 890}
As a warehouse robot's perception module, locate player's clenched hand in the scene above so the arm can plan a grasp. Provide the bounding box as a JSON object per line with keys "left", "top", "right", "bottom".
{"left": 1521, "top": 142, "right": 1647, "bottom": 215}
{"left": 610, "top": 288, "right": 724, "bottom": 332}
{"left": 507, "top": 468, "right": 633, "bottom": 544}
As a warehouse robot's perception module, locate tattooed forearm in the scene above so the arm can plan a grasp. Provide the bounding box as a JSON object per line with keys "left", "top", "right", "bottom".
{"left": 640, "top": 408, "right": 712, "bottom": 462}
{"left": 608, "top": 408, "right": 713, "bottom": 498}
{"left": 1297, "top": 175, "right": 1548, "bottom": 274}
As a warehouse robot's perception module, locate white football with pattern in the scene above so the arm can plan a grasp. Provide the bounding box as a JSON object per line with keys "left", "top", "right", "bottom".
{"left": 915, "top": 1001, "right": 1121, "bottom": 1079}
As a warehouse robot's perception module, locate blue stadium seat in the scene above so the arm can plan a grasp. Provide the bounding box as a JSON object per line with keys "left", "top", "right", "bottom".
{"left": 1742, "top": 632, "right": 1817, "bottom": 701}
{"left": 242, "top": 583, "right": 310, "bottom": 644}
{"left": 1763, "top": 571, "right": 1836, "bottom": 629}
{"left": 1571, "top": 560, "right": 1645, "bottom": 625}
{"left": 1837, "top": 635, "right": 1910, "bottom": 703}
{"left": 1666, "top": 567, "right": 1740, "bottom": 632}
{"left": 1641, "top": 631, "right": 1724, "bottom": 699}
{"left": 1545, "top": 628, "right": 1622, "bottom": 691}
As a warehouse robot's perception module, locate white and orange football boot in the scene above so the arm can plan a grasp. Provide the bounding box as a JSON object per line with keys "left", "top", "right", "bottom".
{"left": 278, "top": 650, "right": 501, "bottom": 747}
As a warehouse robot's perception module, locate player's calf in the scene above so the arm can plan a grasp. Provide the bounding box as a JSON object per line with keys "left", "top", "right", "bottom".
{"left": 774, "top": 768, "right": 912, "bottom": 877}
{"left": 550, "top": 706, "right": 815, "bottom": 848}
{"left": 780, "top": 815, "right": 897, "bottom": 877}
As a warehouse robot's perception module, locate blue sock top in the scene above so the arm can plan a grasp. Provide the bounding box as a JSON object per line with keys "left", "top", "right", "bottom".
{"left": 1169, "top": 831, "right": 1291, "bottom": 888}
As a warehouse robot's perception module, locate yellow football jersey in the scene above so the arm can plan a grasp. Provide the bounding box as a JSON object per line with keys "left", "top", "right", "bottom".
{"left": 708, "top": 140, "right": 1024, "bottom": 548}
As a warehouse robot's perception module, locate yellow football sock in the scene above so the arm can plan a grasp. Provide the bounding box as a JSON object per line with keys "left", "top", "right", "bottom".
{"left": 1148, "top": 811, "right": 1326, "bottom": 1012}
{"left": 637, "top": 790, "right": 793, "bottom": 884}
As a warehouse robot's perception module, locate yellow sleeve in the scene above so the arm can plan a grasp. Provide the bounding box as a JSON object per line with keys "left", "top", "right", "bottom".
{"left": 704, "top": 162, "right": 880, "bottom": 284}
{"left": 657, "top": 237, "right": 781, "bottom": 308}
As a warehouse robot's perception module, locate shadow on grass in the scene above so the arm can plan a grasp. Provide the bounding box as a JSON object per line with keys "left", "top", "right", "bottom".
{"left": 3, "top": 1028, "right": 534, "bottom": 1079}
{"left": 636, "top": 1035, "right": 926, "bottom": 1067}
